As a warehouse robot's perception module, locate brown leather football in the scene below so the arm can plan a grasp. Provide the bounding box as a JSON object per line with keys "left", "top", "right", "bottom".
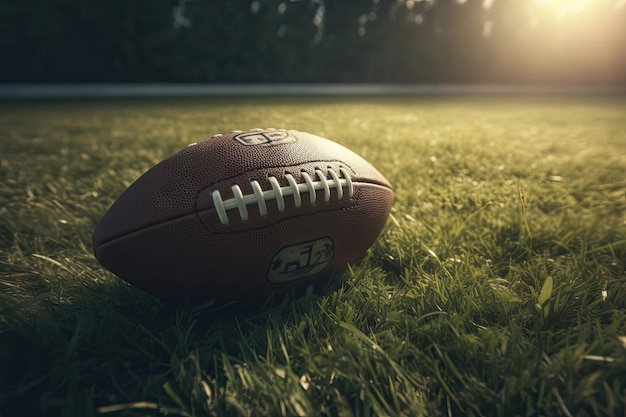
{"left": 93, "top": 128, "right": 393, "bottom": 301}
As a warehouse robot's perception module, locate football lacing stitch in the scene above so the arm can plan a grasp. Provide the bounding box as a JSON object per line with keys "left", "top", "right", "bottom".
{"left": 211, "top": 167, "right": 353, "bottom": 225}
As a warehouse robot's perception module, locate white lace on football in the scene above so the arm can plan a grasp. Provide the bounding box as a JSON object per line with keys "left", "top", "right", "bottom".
{"left": 211, "top": 167, "right": 353, "bottom": 225}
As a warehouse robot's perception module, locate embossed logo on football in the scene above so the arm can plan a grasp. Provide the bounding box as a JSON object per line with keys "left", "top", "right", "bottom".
{"left": 232, "top": 129, "right": 296, "bottom": 146}
{"left": 267, "top": 237, "right": 334, "bottom": 283}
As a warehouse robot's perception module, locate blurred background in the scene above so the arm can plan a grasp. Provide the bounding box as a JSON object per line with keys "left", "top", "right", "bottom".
{"left": 2, "top": 0, "right": 625, "bottom": 85}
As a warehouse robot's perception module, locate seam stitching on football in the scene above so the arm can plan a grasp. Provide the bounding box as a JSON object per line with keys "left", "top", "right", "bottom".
{"left": 211, "top": 167, "right": 353, "bottom": 225}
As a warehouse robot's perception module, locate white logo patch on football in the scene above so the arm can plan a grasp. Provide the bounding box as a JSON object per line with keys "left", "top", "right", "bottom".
{"left": 233, "top": 129, "right": 296, "bottom": 146}
{"left": 267, "top": 237, "right": 334, "bottom": 283}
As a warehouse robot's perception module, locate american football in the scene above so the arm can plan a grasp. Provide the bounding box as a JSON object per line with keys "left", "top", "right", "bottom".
{"left": 93, "top": 128, "right": 393, "bottom": 301}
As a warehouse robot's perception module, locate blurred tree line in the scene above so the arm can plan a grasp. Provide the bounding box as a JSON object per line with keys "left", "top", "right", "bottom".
{"left": 1, "top": 0, "right": 625, "bottom": 83}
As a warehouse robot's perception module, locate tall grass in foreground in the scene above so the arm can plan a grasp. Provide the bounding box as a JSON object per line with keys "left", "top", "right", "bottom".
{"left": 0, "top": 96, "right": 625, "bottom": 417}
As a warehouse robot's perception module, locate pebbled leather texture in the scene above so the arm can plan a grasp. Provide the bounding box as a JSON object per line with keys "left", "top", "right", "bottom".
{"left": 93, "top": 129, "right": 393, "bottom": 301}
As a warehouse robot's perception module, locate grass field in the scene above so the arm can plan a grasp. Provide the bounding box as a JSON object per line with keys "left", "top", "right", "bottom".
{"left": 1, "top": 95, "right": 625, "bottom": 417}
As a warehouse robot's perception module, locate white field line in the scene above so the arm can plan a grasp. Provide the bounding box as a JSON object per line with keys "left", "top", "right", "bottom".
{"left": 1, "top": 83, "right": 625, "bottom": 99}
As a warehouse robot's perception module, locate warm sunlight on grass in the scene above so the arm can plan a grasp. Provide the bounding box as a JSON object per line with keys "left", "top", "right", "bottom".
{"left": 1, "top": 96, "right": 625, "bottom": 417}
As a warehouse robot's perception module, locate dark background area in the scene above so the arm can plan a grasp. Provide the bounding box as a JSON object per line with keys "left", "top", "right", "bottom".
{"left": 1, "top": 0, "right": 625, "bottom": 84}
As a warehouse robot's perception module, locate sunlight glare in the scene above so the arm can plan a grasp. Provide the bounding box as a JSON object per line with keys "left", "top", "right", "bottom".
{"left": 482, "top": 0, "right": 495, "bottom": 10}
{"left": 503, "top": 0, "right": 625, "bottom": 83}
{"left": 533, "top": 0, "right": 596, "bottom": 19}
